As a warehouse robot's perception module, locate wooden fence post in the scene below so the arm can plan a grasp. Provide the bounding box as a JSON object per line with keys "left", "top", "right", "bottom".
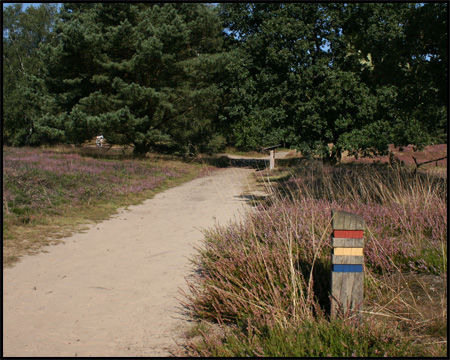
{"left": 330, "top": 210, "right": 365, "bottom": 319}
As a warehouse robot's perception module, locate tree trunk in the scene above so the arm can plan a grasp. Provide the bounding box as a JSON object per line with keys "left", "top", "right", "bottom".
{"left": 132, "top": 143, "right": 150, "bottom": 158}
{"left": 324, "top": 147, "right": 342, "bottom": 165}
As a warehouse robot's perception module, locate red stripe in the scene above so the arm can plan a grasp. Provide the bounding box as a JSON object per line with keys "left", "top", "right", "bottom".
{"left": 333, "top": 230, "right": 364, "bottom": 239}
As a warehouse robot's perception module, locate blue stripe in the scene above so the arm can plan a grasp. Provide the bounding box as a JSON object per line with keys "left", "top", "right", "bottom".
{"left": 333, "top": 264, "right": 363, "bottom": 273}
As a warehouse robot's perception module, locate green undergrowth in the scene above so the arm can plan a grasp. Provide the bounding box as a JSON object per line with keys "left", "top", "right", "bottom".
{"left": 186, "top": 317, "right": 441, "bottom": 357}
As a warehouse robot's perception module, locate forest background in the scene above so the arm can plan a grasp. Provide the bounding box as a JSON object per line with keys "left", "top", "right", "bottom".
{"left": 3, "top": 2, "right": 448, "bottom": 162}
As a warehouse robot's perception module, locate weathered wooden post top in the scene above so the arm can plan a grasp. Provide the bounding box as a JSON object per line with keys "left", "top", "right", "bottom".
{"left": 261, "top": 144, "right": 281, "bottom": 170}
{"left": 330, "top": 209, "right": 365, "bottom": 318}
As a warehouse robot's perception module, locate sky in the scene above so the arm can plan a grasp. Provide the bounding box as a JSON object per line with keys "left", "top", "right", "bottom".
{"left": 3, "top": 2, "right": 41, "bottom": 10}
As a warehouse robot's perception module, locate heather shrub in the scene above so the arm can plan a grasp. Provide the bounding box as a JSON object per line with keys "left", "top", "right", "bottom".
{"left": 185, "top": 195, "right": 333, "bottom": 327}
{"left": 184, "top": 161, "right": 447, "bottom": 356}
{"left": 186, "top": 164, "right": 446, "bottom": 322}
{"left": 3, "top": 147, "right": 186, "bottom": 224}
{"left": 282, "top": 163, "right": 447, "bottom": 274}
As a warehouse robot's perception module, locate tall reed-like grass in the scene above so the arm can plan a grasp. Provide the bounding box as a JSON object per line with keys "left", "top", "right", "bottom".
{"left": 183, "top": 161, "right": 447, "bottom": 356}
{"left": 281, "top": 162, "right": 447, "bottom": 274}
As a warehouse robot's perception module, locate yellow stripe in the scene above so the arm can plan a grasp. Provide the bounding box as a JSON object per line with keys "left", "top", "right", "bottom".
{"left": 333, "top": 248, "right": 363, "bottom": 256}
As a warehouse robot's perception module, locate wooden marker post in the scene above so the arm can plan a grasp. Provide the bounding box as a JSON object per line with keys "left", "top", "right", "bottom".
{"left": 269, "top": 150, "right": 275, "bottom": 170}
{"left": 330, "top": 210, "right": 365, "bottom": 318}
{"left": 261, "top": 144, "right": 280, "bottom": 170}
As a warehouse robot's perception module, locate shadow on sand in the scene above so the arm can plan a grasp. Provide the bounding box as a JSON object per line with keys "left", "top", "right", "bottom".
{"left": 203, "top": 155, "right": 307, "bottom": 170}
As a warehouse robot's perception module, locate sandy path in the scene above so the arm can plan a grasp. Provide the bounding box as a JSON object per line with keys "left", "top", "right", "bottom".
{"left": 3, "top": 167, "right": 255, "bottom": 357}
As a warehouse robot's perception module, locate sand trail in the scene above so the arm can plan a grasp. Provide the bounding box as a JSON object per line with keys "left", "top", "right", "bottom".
{"left": 3, "top": 167, "right": 255, "bottom": 357}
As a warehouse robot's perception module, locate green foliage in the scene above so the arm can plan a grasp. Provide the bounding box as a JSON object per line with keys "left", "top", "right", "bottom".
{"left": 2, "top": 3, "right": 60, "bottom": 146}
{"left": 190, "top": 318, "right": 432, "bottom": 357}
{"left": 3, "top": 3, "right": 447, "bottom": 158}
{"left": 342, "top": 3, "right": 448, "bottom": 151}
{"left": 36, "top": 3, "right": 226, "bottom": 156}
{"left": 217, "top": 3, "right": 447, "bottom": 161}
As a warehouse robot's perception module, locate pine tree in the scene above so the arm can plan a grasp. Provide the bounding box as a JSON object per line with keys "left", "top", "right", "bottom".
{"left": 38, "top": 3, "right": 226, "bottom": 156}
{"left": 2, "top": 3, "right": 59, "bottom": 145}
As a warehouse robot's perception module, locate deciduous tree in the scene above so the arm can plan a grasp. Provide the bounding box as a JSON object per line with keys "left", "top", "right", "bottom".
{"left": 217, "top": 2, "right": 447, "bottom": 162}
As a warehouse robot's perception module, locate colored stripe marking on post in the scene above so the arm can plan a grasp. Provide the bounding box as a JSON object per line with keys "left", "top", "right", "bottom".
{"left": 333, "top": 248, "right": 364, "bottom": 256}
{"left": 333, "top": 230, "right": 364, "bottom": 239}
{"left": 333, "top": 264, "right": 363, "bottom": 273}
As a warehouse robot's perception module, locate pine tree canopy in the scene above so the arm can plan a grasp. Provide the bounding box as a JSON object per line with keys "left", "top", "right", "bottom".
{"left": 36, "top": 3, "right": 226, "bottom": 155}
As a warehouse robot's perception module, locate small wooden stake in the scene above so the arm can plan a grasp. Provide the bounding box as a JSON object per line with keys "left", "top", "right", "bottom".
{"left": 331, "top": 210, "right": 365, "bottom": 319}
